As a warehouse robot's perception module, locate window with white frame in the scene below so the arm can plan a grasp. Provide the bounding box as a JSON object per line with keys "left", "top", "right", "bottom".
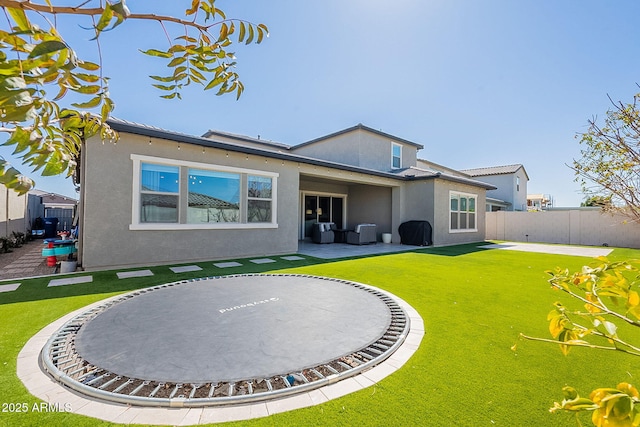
{"left": 140, "top": 163, "right": 180, "bottom": 223}
{"left": 187, "top": 169, "right": 240, "bottom": 223}
{"left": 450, "top": 191, "right": 477, "bottom": 232}
{"left": 132, "top": 155, "right": 277, "bottom": 229}
{"left": 391, "top": 143, "right": 402, "bottom": 169}
{"left": 247, "top": 175, "right": 273, "bottom": 223}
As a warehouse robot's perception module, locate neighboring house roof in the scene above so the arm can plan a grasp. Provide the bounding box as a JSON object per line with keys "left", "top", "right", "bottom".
{"left": 106, "top": 118, "right": 494, "bottom": 190}
{"left": 29, "top": 189, "right": 77, "bottom": 207}
{"left": 486, "top": 197, "right": 511, "bottom": 207}
{"left": 292, "top": 123, "right": 425, "bottom": 150}
{"left": 188, "top": 192, "right": 238, "bottom": 209}
{"left": 141, "top": 185, "right": 238, "bottom": 209}
{"left": 460, "top": 164, "right": 529, "bottom": 180}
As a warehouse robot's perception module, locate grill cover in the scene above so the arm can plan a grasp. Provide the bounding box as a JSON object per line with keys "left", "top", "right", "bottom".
{"left": 398, "top": 220, "right": 433, "bottom": 246}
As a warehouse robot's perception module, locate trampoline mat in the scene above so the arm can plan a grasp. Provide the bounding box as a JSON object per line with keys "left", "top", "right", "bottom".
{"left": 74, "top": 275, "right": 392, "bottom": 383}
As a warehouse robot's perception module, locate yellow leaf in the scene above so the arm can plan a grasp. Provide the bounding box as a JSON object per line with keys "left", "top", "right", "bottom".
{"left": 629, "top": 291, "right": 640, "bottom": 307}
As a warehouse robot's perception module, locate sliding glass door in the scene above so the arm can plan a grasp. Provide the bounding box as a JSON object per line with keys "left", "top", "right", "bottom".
{"left": 303, "top": 194, "right": 345, "bottom": 239}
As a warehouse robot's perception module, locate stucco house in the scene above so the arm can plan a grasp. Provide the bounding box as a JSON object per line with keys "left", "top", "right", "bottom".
{"left": 76, "top": 120, "right": 497, "bottom": 270}
{"left": 460, "top": 164, "right": 529, "bottom": 211}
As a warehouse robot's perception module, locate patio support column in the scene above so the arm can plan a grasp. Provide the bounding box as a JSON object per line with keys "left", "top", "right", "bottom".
{"left": 391, "top": 186, "right": 404, "bottom": 243}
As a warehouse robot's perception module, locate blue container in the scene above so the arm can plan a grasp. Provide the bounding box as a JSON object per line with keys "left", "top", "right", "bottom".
{"left": 44, "top": 217, "right": 59, "bottom": 238}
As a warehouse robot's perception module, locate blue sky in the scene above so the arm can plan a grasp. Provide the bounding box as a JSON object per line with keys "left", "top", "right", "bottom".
{"left": 3, "top": 0, "right": 640, "bottom": 206}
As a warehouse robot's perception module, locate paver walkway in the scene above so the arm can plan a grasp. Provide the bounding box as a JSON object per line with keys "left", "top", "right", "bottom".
{"left": 0, "top": 241, "right": 54, "bottom": 280}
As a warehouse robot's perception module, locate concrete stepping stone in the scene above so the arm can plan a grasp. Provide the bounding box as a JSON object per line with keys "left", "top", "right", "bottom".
{"left": 117, "top": 270, "right": 154, "bottom": 279}
{"left": 48, "top": 276, "right": 93, "bottom": 287}
{"left": 213, "top": 261, "right": 243, "bottom": 268}
{"left": 281, "top": 256, "right": 305, "bottom": 261}
{"left": 249, "top": 258, "right": 276, "bottom": 264}
{"left": 0, "top": 283, "right": 21, "bottom": 293}
{"left": 169, "top": 265, "right": 203, "bottom": 273}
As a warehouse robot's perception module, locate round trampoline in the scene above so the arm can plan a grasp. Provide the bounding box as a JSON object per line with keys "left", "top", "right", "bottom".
{"left": 41, "top": 274, "right": 409, "bottom": 407}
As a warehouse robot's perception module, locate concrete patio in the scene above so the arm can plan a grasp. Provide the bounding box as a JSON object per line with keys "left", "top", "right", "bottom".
{"left": 297, "top": 240, "right": 422, "bottom": 259}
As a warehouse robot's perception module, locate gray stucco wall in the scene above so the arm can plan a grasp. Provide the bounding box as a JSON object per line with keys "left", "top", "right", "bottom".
{"left": 80, "top": 133, "right": 299, "bottom": 270}
{"left": 346, "top": 185, "right": 392, "bottom": 240}
{"left": 432, "top": 180, "right": 486, "bottom": 246}
{"left": 480, "top": 169, "right": 528, "bottom": 211}
{"left": 292, "top": 129, "right": 419, "bottom": 171}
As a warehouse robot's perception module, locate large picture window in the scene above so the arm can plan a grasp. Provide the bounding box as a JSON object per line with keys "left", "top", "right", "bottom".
{"left": 450, "top": 191, "right": 477, "bottom": 232}
{"left": 132, "top": 155, "right": 278, "bottom": 230}
{"left": 188, "top": 169, "right": 240, "bottom": 223}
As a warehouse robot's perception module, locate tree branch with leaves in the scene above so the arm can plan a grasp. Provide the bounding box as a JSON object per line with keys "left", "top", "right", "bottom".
{"left": 0, "top": 0, "right": 267, "bottom": 193}
{"left": 516, "top": 257, "right": 640, "bottom": 426}
{"left": 572, "top": 92, "right": 640, "bottom": 224}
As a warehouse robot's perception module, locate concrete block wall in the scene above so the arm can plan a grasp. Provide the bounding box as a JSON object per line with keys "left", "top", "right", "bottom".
{"left": 486, "top": 210, "right": 640, "bottom": 248}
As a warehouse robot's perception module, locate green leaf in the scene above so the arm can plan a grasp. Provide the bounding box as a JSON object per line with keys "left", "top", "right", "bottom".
{"left": 149, "top": 75, "right": 175, "bottom": 83}
{"left": 1, "top": 104, "right": 36, "bottom": 122}
{"left": 246, "top": 24, "right": 255, "bottom": 44}
{"left": 73, "top": 73, "right": 100, "bottom": 83}
{"left": 71, "top": 84, "right": 101, "bottom": 95}
{"left": 218, "top": 23, "right": 229, "bottom": 42}
{"left": 204, "top": 75, "right": 225, "bottom": 90}
{"left": 239, "top": 22, "right": 246, "bottom": 43}
{"left": 5, "top": 127, "right": 32, "bottom": 154}
{"left": 140, "top": 49, "right": 172, "bottom": 59}
{"left": 167, "top": 56, "right": 187, "bottom": 67}
{"left": 7, "top": 8, "right": 30, "bottom": 32}
{"left": 100, "top": 98, "right": 114, "bottom": 122}
{"left": 28, "top": 40, "right": 67, "bottom": 58}
{"left": 186, "top": 0, "right": 200, "bottom": 16}
{"left": 71, "top": 96, "right": 102, "bottom": 109}
{"left": 95, "top": 3, "right": 114, "bottom": 33}
{"left": 77, "top": 60, "right": 100, "bottom": 71}
{"left": 152, "top": 84, "right": 177, "bottom": 91}
{"left": 42, "top": 152, "right": 67, "bottom": 176}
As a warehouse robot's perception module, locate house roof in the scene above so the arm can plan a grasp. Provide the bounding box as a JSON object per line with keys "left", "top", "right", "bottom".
{"left": 460, "top": 164, "right": 529, "bottom": 180}
{"left": 29, "top": 189, "right": 77, "bottom": 206}
{"left": 293, "top": 123, "right": 424, "bottom": 150}
{"left": 391, "top": 167, "right": 497, "bottom": 190}
{"left": 486, "top": 197, "right": 511, "bottom": 206}
{"left": 201, "top": 129, "right": 290, "bottom": 150}
{"left": 106, "top": 118, "right": 492, "bottom": 190}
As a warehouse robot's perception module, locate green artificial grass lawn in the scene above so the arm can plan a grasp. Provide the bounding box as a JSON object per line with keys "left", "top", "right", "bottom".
{"left": 1, "top": 243, "right": 640, "bottom": 426}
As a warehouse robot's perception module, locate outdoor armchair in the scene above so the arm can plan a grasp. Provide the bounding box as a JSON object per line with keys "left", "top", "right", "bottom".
{"left": 347, "top": 224, "right": 377, "bottom": 245}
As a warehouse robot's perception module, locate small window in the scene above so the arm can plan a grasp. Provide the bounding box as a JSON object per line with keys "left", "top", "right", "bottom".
{"left": 392, "top": 144, "right": 401, "bottom": 169}
{"left": 247, "top": 175, "right": 273, "bottom": 223}
{"left": 516, "top": 176, "right": 520, "bottom": 192}
{"left": 140, "top": 163, "right": 179, "bottom": 223}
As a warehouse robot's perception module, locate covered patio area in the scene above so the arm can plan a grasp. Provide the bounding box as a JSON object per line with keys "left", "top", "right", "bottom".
{"left": 297, "top": 240, "right": 421, "bottom": 259}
